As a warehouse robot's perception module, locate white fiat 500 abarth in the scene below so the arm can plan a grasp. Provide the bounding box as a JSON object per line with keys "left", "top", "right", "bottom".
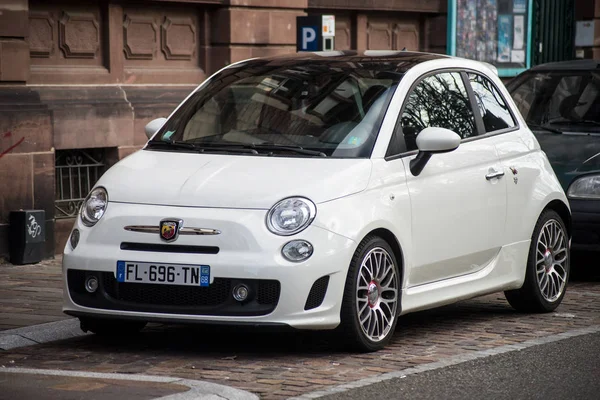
{"left": 63, "top": 51, "right": 571, "bottom": 351}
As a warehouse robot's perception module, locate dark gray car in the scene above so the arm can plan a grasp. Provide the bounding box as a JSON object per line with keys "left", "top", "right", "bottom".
{"left": 507, "top": 60, "right": 600, "bottom": 252}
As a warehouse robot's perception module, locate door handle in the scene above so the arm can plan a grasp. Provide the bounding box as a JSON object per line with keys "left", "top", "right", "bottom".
{"left": 486, "top": 168, "right": 505, "bottom": 180}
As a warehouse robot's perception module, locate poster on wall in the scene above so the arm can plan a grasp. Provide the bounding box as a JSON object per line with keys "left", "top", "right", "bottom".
{"left": 513, "top": 0, "right": 527, "bottom": 13}
{"left": 497, "top": 14, "right": 512, "bottom": 63}
{"left": 448, "top": 0, "right": 532, "bottom": 77}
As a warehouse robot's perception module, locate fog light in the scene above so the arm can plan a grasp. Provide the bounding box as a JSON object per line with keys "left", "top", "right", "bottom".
{"left": 282, "top": 240, "right": 313, "bottom": 262}
{"left": 70, "top": 229, "right": 80, "bottom": 250}
{"left": 232, "top": 284, "right": 249, "bottom": 302}
{"left": 85, "top": 275, "right": 98, "bottom": 293}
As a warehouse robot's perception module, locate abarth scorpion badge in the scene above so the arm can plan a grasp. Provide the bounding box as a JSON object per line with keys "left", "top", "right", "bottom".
{"left": 160, "top": 218, "right": 183, "bottom": 242}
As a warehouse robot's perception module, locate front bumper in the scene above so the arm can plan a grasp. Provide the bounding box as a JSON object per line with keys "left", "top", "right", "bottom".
{"left": 570, "top": 198, "right": 600, "bottom": 252}
{"left": 62, "top": 202, "right": 356, "bottom": 330}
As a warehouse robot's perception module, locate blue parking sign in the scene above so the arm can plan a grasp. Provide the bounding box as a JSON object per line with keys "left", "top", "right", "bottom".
{"left": 297, "top": 16, "right": 323, "bottom": 52}
{"left": 301, "top": 26, "right": 318, "bottom": 51}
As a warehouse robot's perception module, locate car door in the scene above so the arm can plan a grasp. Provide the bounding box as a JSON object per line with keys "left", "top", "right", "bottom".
{"left": 394, "top": 71, "right": 507, "bottom": 287}
{"left": 465, "top": 72, "right": 531, "bottom": 246}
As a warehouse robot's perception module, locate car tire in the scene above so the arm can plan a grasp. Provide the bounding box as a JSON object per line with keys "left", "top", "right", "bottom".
{"left": 79, "top": 317, "right": 146, "bottom": 336}
{"left": 338, "top": 235, "right": 401, "bottom": 352}
{"left": 505, "top": 210, "right": 570, "bottom": 313}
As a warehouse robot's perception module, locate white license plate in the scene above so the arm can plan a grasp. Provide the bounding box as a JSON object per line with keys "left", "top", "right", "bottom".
{"left": 116, "top": 261, "right": 210, "bottom": 287}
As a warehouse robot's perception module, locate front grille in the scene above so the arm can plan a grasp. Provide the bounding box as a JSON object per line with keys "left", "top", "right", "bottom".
{"left": 304, "top": 275, "right": 330, "bottom": 310}
{"left": 68, "top": 269, "right": 279, "bottom": 316}
{"left": 120, "top": 242, "right": 219, "bottom": 254}
{"left": 257, "top": 280, "right": 281, "bottom": 305}
{"left": 102, "top": 274, "right": 230, "bottom": 306}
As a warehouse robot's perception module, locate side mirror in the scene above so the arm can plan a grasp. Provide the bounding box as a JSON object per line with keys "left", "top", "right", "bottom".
{"left": 410, "top": 127, "right": 461, "bottom": 176}
{"left": 145, "top": 117, "right": 167, "bottom": 139}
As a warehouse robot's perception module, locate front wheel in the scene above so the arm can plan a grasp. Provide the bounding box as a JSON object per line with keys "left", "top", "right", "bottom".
{"left": 505, "top": 210, "right": 570, "bottom": 313}
{"left": 338, "top": 235, "right": 401, "bottom": 352}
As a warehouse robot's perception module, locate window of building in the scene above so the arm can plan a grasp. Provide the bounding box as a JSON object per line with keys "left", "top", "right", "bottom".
{"left": 55, "top": 149, "right": 105, "bottom": 219}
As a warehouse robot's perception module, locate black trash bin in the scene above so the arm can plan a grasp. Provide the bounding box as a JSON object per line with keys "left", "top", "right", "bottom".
{"left": 9, "top": 210, "right": 46, "bottom": 265}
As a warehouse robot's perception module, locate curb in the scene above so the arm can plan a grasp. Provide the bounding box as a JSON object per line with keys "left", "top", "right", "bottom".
{"left": 2, "top": 367, "right": 259, "bottom": 400}
{"left": 0, "top": 318, "right": 88, "bottom": 350}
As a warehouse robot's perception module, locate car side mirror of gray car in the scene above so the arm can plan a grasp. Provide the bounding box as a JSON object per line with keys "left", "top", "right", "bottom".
{"left": 145, "top": 117, "right": 168, "bottom": 140}
{"left": 410, "top": 127, "right": 461, "bottom": 176}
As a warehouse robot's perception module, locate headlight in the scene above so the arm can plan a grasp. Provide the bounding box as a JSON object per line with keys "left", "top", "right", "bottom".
{"left": 567, "top": 175, "right": 600, "bottom": 199}
{"left": 266, "top": 197, "right": 316, "bottom": 236}
{"left": 81, "top": 187, "right": 108, "bottom": 227}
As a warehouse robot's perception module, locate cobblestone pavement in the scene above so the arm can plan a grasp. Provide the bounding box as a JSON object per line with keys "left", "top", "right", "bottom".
{"left": 1, "top": 257, "right": 599, "bottom": 399}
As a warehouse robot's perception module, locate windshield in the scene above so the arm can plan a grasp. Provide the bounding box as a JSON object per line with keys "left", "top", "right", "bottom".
{"left": 150, "top": 60, "right": 402, "bottom": 158}
{"left": 508, "top": 70, "right": 600, "bottom": 132}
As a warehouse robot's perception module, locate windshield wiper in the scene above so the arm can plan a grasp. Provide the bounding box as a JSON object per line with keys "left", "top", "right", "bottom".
{"left": 247, "top": 143, "right": 327, "bottom": 157}
{"left": 528, "top": 124, "right": 563, "bottom": 134}
{"left": 185, "top": 140, "right": 327, "bottom": 157}
{"left": 147, "top": 139, "right": 197, "bottom": 150}
{"left": 147, "top": 140, "right": 259, "bottom": 154}
{"left": 548, "top": 119, "right": 600, "bottom": 127}
{"left": 149, "top": 139, "right": 326, "bottom": 157}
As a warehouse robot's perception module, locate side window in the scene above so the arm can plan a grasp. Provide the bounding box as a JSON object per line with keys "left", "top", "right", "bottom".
{"left": 468, "top": 73, "right": 516, "bottom": 133}
{"left": 400, "top": 72, "right": 476, "bottom": 152}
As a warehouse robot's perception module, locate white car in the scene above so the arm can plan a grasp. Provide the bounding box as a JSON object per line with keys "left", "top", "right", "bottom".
{"left": 63, "top": 51, "right": 571, "bottom": 351}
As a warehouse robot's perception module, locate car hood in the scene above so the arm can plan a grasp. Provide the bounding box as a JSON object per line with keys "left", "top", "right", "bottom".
{"left": 98, "top": 149, "right": 372, "bottom": 209}
{"left": 534, "top": 131, "right": 600, "bottom": 189}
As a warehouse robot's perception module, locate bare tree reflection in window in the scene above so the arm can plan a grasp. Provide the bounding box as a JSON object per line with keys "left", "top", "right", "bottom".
{"left": 401, "top": 72, "right": 476, "bottom": 151}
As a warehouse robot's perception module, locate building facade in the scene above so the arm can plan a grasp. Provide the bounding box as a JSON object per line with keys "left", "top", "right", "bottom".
{"left": 0, "top": 0, "right": 447, "bottom": 259}
{"left": 0, "top": 0, "right": 597, "bottom": 259}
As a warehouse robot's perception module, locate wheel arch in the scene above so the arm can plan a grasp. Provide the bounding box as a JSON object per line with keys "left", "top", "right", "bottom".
{"left": 362, "top": 227, "right": 405, "bottom": 291}
{"left": 543, "top": 199, "right": 572, "bottom": 239}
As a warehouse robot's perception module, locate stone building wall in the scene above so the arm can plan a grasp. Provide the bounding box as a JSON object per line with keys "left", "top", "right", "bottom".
{"left": 0, "top": 0, "right": 447, "bottom": 259}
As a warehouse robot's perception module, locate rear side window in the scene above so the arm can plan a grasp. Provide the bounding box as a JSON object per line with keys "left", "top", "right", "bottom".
{"left": 468, "top": 73, "right": 516, "bottom": 133}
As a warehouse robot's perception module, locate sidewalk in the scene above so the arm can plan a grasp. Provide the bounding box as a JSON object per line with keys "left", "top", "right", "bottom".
{"left": 0, "top": 256, "right": 67, "bottom": 331}
{"left": 0, "top": 254, "right": 91, "bottom": 350}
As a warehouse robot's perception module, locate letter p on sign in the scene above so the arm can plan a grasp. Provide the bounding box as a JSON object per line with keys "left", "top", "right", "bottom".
{"left": 302, "top": 27, "right": 317, "bottom": 51}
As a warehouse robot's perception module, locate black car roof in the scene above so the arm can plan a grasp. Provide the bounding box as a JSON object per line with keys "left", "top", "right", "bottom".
{"left": 529, "top": 59, "right": 600, "bottom": 71}
{"left": 237, "top": 51, "right": 449, "bottom": 74}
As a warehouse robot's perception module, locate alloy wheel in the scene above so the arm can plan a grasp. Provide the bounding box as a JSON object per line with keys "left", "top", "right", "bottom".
{"left": 356, "top": 247, "right": 399, "bottom": 342}
{"left": 535, "top": 219, "right": 568, "bottom": 302}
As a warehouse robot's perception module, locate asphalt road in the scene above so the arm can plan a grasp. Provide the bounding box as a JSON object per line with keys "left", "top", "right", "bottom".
{"left": 323, "top": 331, "right": 600, "bottom": 400}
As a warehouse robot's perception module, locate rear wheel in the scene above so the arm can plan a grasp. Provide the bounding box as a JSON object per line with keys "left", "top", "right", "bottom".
{"left": 79, "top": 317, "right": 146, "bottom": 336}
{"left": 505, "top": 210, "right": 569, "bottom": 312}
{"left": 338, "top": 235, "right": 400, "bottom": 352}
